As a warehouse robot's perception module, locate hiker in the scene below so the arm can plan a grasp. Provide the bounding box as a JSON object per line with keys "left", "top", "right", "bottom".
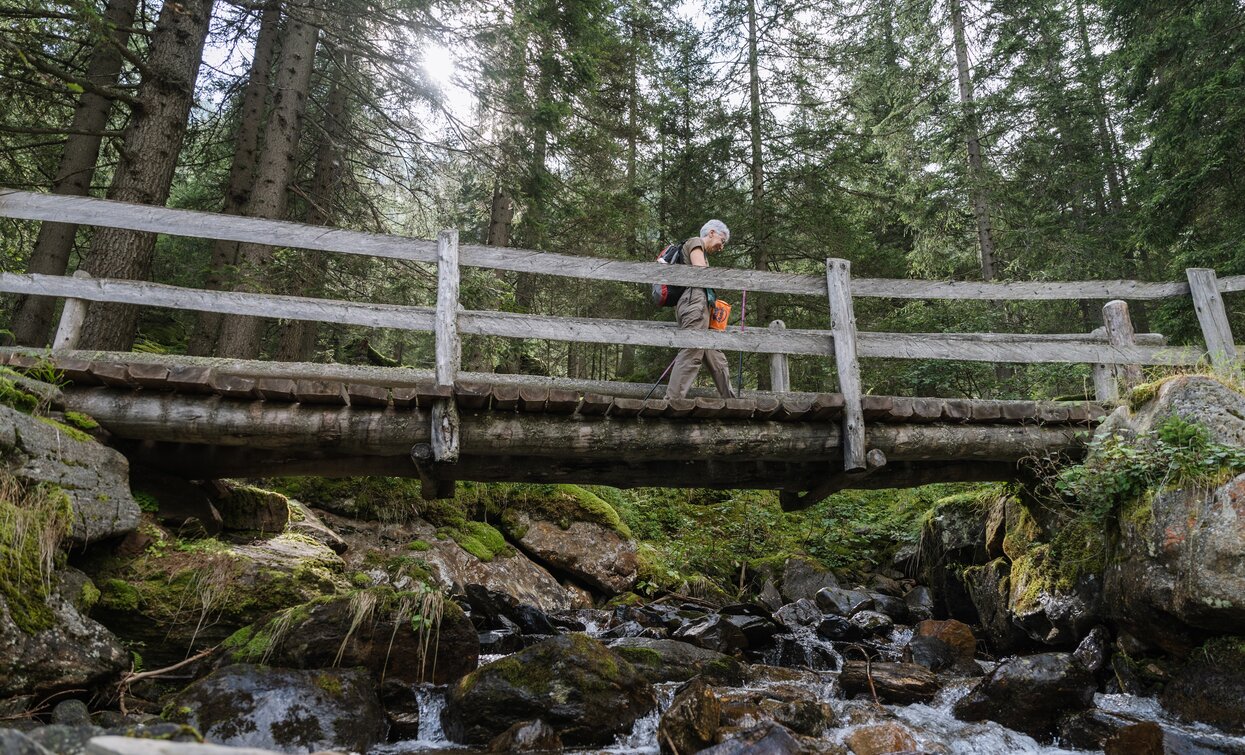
{"left": 666, "top": 219, "right": 737, "bottom": 400}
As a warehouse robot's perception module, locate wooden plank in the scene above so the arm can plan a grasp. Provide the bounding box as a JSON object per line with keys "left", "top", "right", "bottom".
{"left": 720, "top": 397, "right": 757, "bottom": 419}
{"left": 827, "top": 259, "right": 865, "bottom": 472}
{"left": 1090, "top": 327, "right": 1117, "bottom": 402}
{"left": 50, "top": 356, "right": 96, "bottom": 385}
{"left": 346, "top": 383, "right": 389, "bottom": 407}
{"left": 769, "top": 320, "right": 790, "bottom": 392}
{"left": 1187, "top": 268, "right": 1239, "bottom": 375}
{"left": 1103, "top": 300, "right": 1142, "bottom": 391}
{"left": 435, "top": 229, "right": 461, "bottom": 388}
{"left": 518, "top": 386, "right": 549, "bottom": 412}
{"left": 752, "top": 396, "right": 782, "bottom": 420}
{"left": 773, "top": 396, "right": 816, "bottom": 422}
{"left": 610, "top": 397, "right": 644, "bottom": 418}
{"left": 165, "top": 365, "right": 217, "bottom": 394}
{"left": 90, "top": 362, "right": 132, "bottom": 388}
{"left": 577, "top": 392, "right": 612, "bottom": 416}
{"left": 910, "top": 398, "right": 944, "bottom": 423}
{"left": 855, "top": 331, "right": 1200, "bottom": 366}
{"left": 807, "top": 394, "right": 844, "bottom": 421}
{"left": 390, "top": 386, "right": 419, "bottom": 407}
{"left": 850, "top": 277, "right": 1190, "bottom": 301}
{"left": 638, "top": 399, "right": 667, "bottom": 418}
{"left": 454, "top": 382, "right": 491, "bottom": 410}
{"left": 690, "top": 397, "right": 727, "bottom": 418}
{"left": 1036, "top": 404, "right": 1071, "bottom": 424}
{"left": 254, "top": 377, "right": 297, "bottom": 402}
{"left": 969, "top": 400, "right": 1003, "bottom": 422}
{"left": 294, "top": 380, "right": 349, "bottom": 405}
{"left": 6, "top": 353, "right": 39, "bottom": 371}
{"left": 663, "top": 398, "right": 695, "bottom": 418}
{"left": 545, "top": 389, "right": 580, "bottom": 414}
{"left": 415, "top": 383, "right": 454, "bottom": 407}
{"left": 491, "top": 384, "right": 521, "bottom": 411}
{"left": 126, "top": 363, "right": 170, "bottom": 389}
{"left": 51, "top": 270, "right": 91, "bottom": 351}
{"left": 941, "top": 400, "right": 973, "bottom": 423}
{"left": 212, "top": 374, "right": 259, "bottom": 400}
{"left": 1000, "top": 401, "right": 1039, "bottom": 422}
{"left": 862, "top": 395, "right": 894, "bottom": 420}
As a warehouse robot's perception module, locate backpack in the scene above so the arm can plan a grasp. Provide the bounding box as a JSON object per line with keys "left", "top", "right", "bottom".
{"left": 651, "top": 243, "right": 686, "bottom": 306}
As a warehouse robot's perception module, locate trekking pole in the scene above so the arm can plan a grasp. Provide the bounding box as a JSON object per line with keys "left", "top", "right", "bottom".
{"left": 643, "top": 357, "right": 678, "bottom": 401}
{"left": 737, "top": 290, "right": 748, "bottom": 394}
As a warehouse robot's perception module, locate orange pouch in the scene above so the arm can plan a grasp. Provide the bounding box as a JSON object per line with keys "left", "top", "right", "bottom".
{"left": 709, "top": 300, "right": 731, "bottom": 331}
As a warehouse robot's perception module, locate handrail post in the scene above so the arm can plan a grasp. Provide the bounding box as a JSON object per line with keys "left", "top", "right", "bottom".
{"left": 1186, "top": 268, "right": 1239, "bottom": 377}
{"left": 826, "top": 258, "right": 866, "bottom": 472}
{"left": 430, "top": 229, "right": 461, "bottom": 482}
{"left": 768, "top": 320, "right": 790, "bottom": 393}
{"left": 1089, "top": 327, "right": 1117, "bottom": 402}
{"left": 1103, "top": 300, "right": 1141, "bottom": 396}
{"left": 52, "top": 270, "right": 92, "bottom": 351}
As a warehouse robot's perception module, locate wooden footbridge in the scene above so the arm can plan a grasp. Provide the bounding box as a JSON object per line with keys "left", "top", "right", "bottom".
{"left": 2, "top": 190, "right": 1241, "bottom": 509}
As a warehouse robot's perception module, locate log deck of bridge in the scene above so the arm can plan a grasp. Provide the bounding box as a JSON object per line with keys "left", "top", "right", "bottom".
{"left": 1, "top": 349, "right": 1104, "bottom": 510}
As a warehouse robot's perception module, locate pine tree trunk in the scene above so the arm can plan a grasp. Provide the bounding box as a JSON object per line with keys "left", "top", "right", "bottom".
{"left": 216, "top": 2, "right": 321, "bottom": 359}
{"left": 77, "top": 0, "right": 216, "bottom": 351}
{"left": 187, "top": 0, "right": 283, "bottom": 356}
{"left": 10, "top": 0, "right": 139, "bottom": 346}
{"left": 488, "top": 185, "right": 513, "bottom": 247}
{"left": 747, "top": 0, "right": 769, "bottom": 390}
{"left": 948, "top": 0, "right": 997, "bottom": 282}
{"left": 275, "top": 44, "right": 351, "bottom": 362}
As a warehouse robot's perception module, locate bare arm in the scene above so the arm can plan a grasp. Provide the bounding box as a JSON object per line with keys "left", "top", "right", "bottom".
{"left": 687, "top": 243, "right": 708, "bottom": 267}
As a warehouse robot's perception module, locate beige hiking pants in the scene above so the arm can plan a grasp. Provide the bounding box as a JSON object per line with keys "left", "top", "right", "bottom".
{"left": 667, "top": 287, "right": 735, "bottom": 399}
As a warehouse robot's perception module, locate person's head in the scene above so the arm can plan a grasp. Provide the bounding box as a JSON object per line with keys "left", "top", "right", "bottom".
{"left": 700, "top": 219, "right": 730, "bottom": 253}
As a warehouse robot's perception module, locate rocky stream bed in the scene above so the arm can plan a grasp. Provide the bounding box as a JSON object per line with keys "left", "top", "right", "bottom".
{"left": 3, "top": 372, "right": 1245, "bottom": 754}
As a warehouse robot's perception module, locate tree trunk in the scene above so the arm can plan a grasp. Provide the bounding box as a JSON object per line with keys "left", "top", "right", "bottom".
{"left": 948, "top": 0, "right": 997, "bottom": 282}
{"left": 187, "top": 0, "right": 283, "bottom": 356}
{"left": 275, "top": 42, "right": 351, "bottom": 362}
{"left": 10, "top": 0, "right": 139, "bottom": 346}
{"left": 216, "top": 2, "right": 321, "bottom": 359}
{"left": 747, "top": 0, "right": 769, "bottom": 390}
{"left": 77, "top": 0, "right": 217, "bottom": 351}
{"left": 625, "top": 3, "right": 640, "bottom": 258}
{"left": 487, "top": 185, "right": 513, "bottom": 247}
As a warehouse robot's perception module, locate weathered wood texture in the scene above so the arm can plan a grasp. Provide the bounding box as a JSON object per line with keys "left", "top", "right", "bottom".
{"left": 769, "top": 320, "right": 790, "bottom": 392}
{"left": 827, "top": 259, "right": 865, "bottom": 471}
{"left": 1089, "top": 327, "right": 1117, "bottom": 402}
{"left": 1187, "top": 268, "right": 1239, "bottom": 374}
{"left": 2, "top": 189, "right": 1239, "bottom": 300}
{"left": 431, "top": 229, "right": 461, "bottom": 465}
{"left": 1102, "top": 300, "right": 1142, "bottom": 391}
{"left": 51, "top": 270, "right": 92, "bottom": 350}
{"left": 2, "top": 271, "right": 1209, "bottom": 365}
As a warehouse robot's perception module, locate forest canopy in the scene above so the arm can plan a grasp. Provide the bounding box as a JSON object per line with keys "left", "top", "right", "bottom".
{"left": 1, "top": 0, "right": 1242, "bottom": 399}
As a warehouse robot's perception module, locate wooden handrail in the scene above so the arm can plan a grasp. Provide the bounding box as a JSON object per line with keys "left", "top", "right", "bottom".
{"left": 0, "top": 188, "right": 1231, "bottom": 301}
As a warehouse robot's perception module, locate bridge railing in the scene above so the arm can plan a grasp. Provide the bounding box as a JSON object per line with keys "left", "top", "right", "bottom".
{"left": 1, "top": 188, "right": 1241, "bottom": 472}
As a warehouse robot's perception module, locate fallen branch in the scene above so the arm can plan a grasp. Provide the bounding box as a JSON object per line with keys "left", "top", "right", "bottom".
{"left": 117, "top": 646, "right": 216, "bottom": 715}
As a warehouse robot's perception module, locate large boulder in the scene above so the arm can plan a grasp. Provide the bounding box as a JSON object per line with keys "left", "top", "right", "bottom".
{"left": 1, "top": 401, "right": 138, "bottom": 544}
{"left": 442, "top": 634, "right": 655, "bottom": 746}
{"left": 1109, "top": 375, "right": 1245, "bottom": 447}
{"left": 130, "top": 471, "right": 222, "bottom": 538}
{"left": 1, "top": 565, "right": 129, "bottom": 699}
{"left": 778, "top": 557, "right": 839, "bottom": 603}
{"left": 658, "top": 677, "right": 720, "bottom": 755}
{"left": 1158, "top": 638, "right": 1245, "bottom": 735}
{"left": 963, "top": 559, "right": 1031, "bottom": 655}
{"left": 90, "top": 527, "right": 348, "bottom": 663}
{"left": 499, "top": 487, "right": 637, "bottom": 595}
{"left": 912, "top": 492, "right": 992, "bottom": 623}
{"left": 168, "top": 664, "right": 386, "bottom": 753}
{"left": 953, "top": 652, "right": 1096, "bottom": 738}
{"left": 221, "top": 586, "right": 478, "bottom": 685}
{"left": 1105, "top": 473, "right": 1245, "bottom": 653}
{"left": 608, "top": 637, "right": 745, "bottom": 685}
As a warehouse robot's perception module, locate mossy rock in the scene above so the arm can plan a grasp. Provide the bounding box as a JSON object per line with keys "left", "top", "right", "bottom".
{"left": 443, "top": 634, "right": 655, "bottom": 746}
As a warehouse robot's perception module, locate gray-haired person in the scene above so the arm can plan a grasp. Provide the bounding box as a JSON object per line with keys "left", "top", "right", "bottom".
{"left": 666, "top": 219, "right": 737, "bottom": 400}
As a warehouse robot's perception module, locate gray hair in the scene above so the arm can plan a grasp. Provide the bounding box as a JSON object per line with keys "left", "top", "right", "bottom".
{"left": 700, "top": 219, "right": 730, "bottom": 242}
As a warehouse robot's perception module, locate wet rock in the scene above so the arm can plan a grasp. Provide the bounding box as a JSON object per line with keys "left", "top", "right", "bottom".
{"left": 610, "top": 637, "right": 745, "bottom": 685}
{"left": 1159, "top": 638, "right": 1245, "bottom": 734}
{"left": 722, "top": 612, "right": 781, "bottom": 647}
{"left": 167, "top": 664, "right": 386, "bottom": 753}
{"left": 700, "top": 722, "right": 806, "bottom": 755}
{"left": 815, "top": 587, "right": 873, "bottom": 617}
{"left": 210, "top": 483, "right": 290, "bottom": 534}
{"left": 767, "top": 633, "right": 841, "bottom": 670}
{"left": 985, "top": 496, "right": 1008, "bottom": 560}
{"left": 658, "top": 677, "right": 720, "bottom": 755}
{"left": 0, "top": 730, "right": 52, "bottom": 755}
{"left": 1073, "top": 626, "right": 1110, "bottom": 673}
{"left": 962, "top": 558, "right": 1031, "bottom": 655}
{"left": 914, "top": 620, "right": 976, "bottom": 665}
{"left": 839, "top": 661, "right": 939, "bottom": 704}
{"left": 902, "top": 587, "right": 935, "bottom": 622}
{"left": 780, "top": 557, "right": 840, "bottom": 603}
{"left": 600, "top": 620, "right": 648, "bottom": 639}
{"left": 443, "top": 634, "right": 655, "bottom": 746}
{"left": 953, "top": 652, "right": 1096, "bottom": 738}
{"left": 487, "top": 719, "right": 563, "bottom": 753}
{"left": 284, "top": 501, "right": 347, "bottom": 554}
{"left": 478, "top": 627, "right": 523, "bottom": 655}
{"left": 817, "top": 615, "right": 863, "bottom": 642}
{"left": 848, "top": 610, "right": 893, "bottom": 636}
{"left": 774, "top": 599, "right": 822, "bottom": 630}
{"left": 866, "top": 573, "right": 904, "bottom": 597}
{"left": 1010, "top": 567, "right": 1103, "bottom": 648}
{"left": 1, "top": 403, "right": 139, "bottom": 545}
{"left": 844, "top": 722, "right": 918, "bottom": 755}
{"left": 502, "top": 509, "right": 637, "bottom": 594}
{"left": 757, "top": 579, "right": 785, "bottom": 612}
{"left": 82, "top": 737, "right": 291, "bottom": 754}
{"left": 27, "top": 723, "right": 104, "bottom": 753}
{"left": 101, "top": 722, "right": 199, "bottom": 742}
{"left": 718, "top": 685, "right": 838, "bottom": 738}
{"left": 51, "top": 699, "right": 92, "bottom": 726}
{"left": 221, "top": 586, "right": 479, "bottom": 685}
{"left": 1, "top": 567, "right": 129, "bottom": 699}
{"left": 865, "top": 594, "right": 909, "bottom": 623}
{"left": 673, "top": 614, "right": 748, "bottom": 655}
{"left": 905, "top": 636, "right": 955, "bottom": 672}
{"left": 132, "top": 471, "right": 223, "bottom": 538}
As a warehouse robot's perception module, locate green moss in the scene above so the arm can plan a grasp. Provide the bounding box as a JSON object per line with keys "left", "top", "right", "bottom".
{"left": 99, "top": 578, "right": 141, "bottom": 612}
{"left": 1002, "top": 503, "right": 1039, "bottom": 561}
{"left": 62, "top": 411, "right": 99, "bottom": 432}
{"left": 0, "top": 376, "right": 39, "bottom": 413}
{"left": 614, "top": 646, "right": 662, "bottom": 668}
{"left": 1009, "top": 544, "right": 1079, "bottom": 613}
{"left": 133, "top": 491, "right": 160, "bottom": 514}
{"left": 407, "top": 539, "right": 430, "bottom": 551}
{"left": 315, "top": 672, "right": 343, "bottom": 696}
{"left": 0, "top": 479, "right": 72, "bottom": 634}
{"left": 1127, "top": 379, "right": 1168, "bottom": 411}
{"left": 78, "top": 578, "right": 101, "bottom": 611}
{"left": 34, "top": 414, "right": 93, "bottom": 443}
